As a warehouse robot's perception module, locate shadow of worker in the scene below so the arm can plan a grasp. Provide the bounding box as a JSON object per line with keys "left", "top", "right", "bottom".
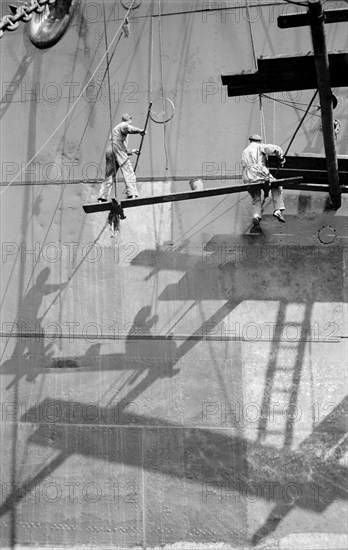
{"left": 3, "top": 267, "right": 67, "bottom": 389}
{"left": 117, "top": 306, "right": 180, "bottom": 407}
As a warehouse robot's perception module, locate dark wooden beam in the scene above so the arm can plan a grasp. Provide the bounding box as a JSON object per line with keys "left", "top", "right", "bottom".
{"left": 278, "top": 8, "right": 348, "bottom": 29}
{"left": 281, "top": 183, "right": 348, "bottom": 193}
{"left": 270, "top": 169, "right": 348, "bottom": 187}
{"left": 268, "top": 155, "right": 348, "bottom": 186}
{"left": 83, "top": 177, "right": 303, "bottom": 213}
{"left": 308, "top": 0, "right": 341, "bottom": 209}
{"left": 221, "top": 52, "right": 348, "bottom": 95}
{"left": 269, "top": 155, "right": 348, "bottom": 171}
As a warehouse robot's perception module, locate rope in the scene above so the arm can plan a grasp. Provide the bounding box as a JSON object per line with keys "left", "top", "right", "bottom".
{"left": 103, "top": 1, "right": 118, "bottom": 200}
{"left": 150, "top": 13, "right": 154, "bottom": 101}
{"left": 259, "top": 94, "right": 267, "bottom": 142}
{"left": 245, "top": 0, "right": 257, "bottom": 70}
{"left": 261, "top": 94, "right": 322, "bottom": 118}
{"left": 158, "top": 0, "right": 169, "bottom": 170}
{"left": 270, "top": 89, "right": 319, "bottom": 185}
{"left": 0, "top": 0, "right": 136, "bottom": 196}
{"left": 147, "top": 12, "right": 159, "bottom": 244}
{"left": 283, "top": 89, "right": 319, "bottom": 157}
{"left": 245, "top": 0, "right": 265, "bottom": 140}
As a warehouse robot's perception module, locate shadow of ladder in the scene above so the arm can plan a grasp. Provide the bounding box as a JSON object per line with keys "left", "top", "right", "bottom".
{"left": 257, "top": 301, "right": 313, "bottom": 449}
{"left": 250, "top": 301, "right": 348, "bottom": 547}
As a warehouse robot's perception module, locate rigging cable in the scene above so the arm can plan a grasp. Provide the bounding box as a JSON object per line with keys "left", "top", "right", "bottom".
{"left": 283, "top": 89, "right": 319, "bottom": 157}
{"left": 103, "top": 0, "right": 118, "bottom": 201}
{"left": 261, "top": 96, "right": 320, "bottom": 109}
{"left": 261, "top": 94, "right": 321, "bottom": 117}
{"left": 282, "top": 1, "right": 307, "bottom": 6}
{"left": 149, "top": 9, "right": 166, "bottom": 317}
{"left": 245, "top": 0, "right": 266, "bottom": 140}
{"left": 245, "top": 0, "right": 258, "bottom": 69}
{"left": 158, "top": 0, "right": 170, "bottom": 170}
{"left": 0, "top": 0, "right": 137, "bottom": 196}
{"left": 150, "top": 11, "right": 154, "bottom": 102}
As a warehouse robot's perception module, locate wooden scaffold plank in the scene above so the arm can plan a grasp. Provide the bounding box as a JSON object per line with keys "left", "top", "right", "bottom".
{"left": 83, "top": 177, "right": 304, "bottom": 213}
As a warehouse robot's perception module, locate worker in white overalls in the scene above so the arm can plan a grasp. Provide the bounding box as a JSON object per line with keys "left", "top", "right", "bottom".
{"left": 241, "top": 134, "right": 286, "bottom": 223}
{"left": 98, "top": 113, "right": 146, "bottom": 201}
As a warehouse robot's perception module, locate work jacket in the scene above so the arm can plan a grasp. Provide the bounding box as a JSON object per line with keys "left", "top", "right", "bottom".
{"left": 110, "top": 121, "right": 142, "bottom": 166}
{"left": 241, "top": 141, "right": 284, "bottom": 184}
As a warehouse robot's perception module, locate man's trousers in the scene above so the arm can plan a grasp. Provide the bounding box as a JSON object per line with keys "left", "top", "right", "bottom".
{"left": 98, "top": 149, "right": 138, "bottom": 200}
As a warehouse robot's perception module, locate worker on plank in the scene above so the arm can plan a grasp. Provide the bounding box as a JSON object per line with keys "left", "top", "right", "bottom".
{"left": 98, "top": 113, "right": 146, "bottom": 201}
{"left": 241, "top": 134, "right": 286, "bottom": 223}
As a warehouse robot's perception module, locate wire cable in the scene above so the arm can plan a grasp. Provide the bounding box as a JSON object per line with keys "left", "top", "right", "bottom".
{"left": 158, "top": 0, "right": 170, "bottom": 170}
{"left": 103, "top": 0, "right": 118, "bottom": 199}
{"left": 283, "top": 1, "right": 307, "bottom": 6}
{"left": 283, "top": 89, "right": 319, "bottom": 157}
{"left": 0, "top": 0, "right": 137, "bottom": 196}
{"left": 245, "top": 0, "right": 267, "bottom": 141}
{"left": 261, "top": 94, "right": 322, "bottom": 117}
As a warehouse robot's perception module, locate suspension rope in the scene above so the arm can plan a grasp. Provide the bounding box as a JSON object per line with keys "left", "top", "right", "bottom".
{"left": 158, "top": 0, "right": 169, "bottom": 170}
{"left": 259, "top": 94, "right": 267, "bottom": 142}
{"left": 150, "top": 13, "right": 154, "bottom": 101}
{"left": 245, "top": 0, "right": 257, "bottom": 69}
{"left": 261, "top": 94, "right": 322, "bottom": 118}
{"left": 270, "top": 89, "right": 319, "bottom": 185}
{"left": 103, "top": 1, "right": 118, "bottom": 200}
{"left": 0, "top": 0, "right": 136, "bottom": 196}
{"left": 273, "top": 92, "right": 276, "bottom": 142}
{"left": 146, "top": 9, "right": 166, "bottom": 272}
{"left": 283, "top": 89, "right": 319, "bottom": 157}
{"left": 245, "top": 0, "right": 265, "bottom": 140}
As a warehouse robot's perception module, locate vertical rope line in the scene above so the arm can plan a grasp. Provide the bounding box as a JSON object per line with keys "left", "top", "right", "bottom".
{"left": 259, "top": 94, "right": 267, "bottom": 142}
{"left": 245, "top": 0, "right": 257, "bottom": 69}
{"left": 150, "top": 13, "right": 154, "bottom": 101}
{"left": 103, "top": 1, "right": 118, "bottom": 199}
{"left": 158, "top": 0, "right": 169, "bottom": 170}
{"left": 245, "top": 0, "right": 265, "bottom": 140}
{"left": 283, "top": 89, "right": 319, "bottom": 157}
{"left": 1, "top": 3, "right": 135, "bottom": 196}
{"left": 273, "top": 92, "right": 276, "bottom": 143}
{"left": 149, "top": 13, "right": 160, "bottom": 245}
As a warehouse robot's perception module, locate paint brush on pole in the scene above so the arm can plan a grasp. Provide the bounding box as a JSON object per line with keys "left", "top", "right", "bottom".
{"left": 134, "top": 101, "right": 153, "bottom": 172}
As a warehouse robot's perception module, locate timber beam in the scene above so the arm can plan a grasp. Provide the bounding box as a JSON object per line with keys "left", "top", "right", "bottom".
{"left": 278, "top": 8, "right": 348, "bottom": 29}
{"left": 268, "top": 155, "right": 348, "bottom": 186}
{"left": 83, "top": 177, "right": 304, "bottom": 213}
{"left": 307, "top": 0, "right": 341, "bottom": 209}
{"left": 221, "top": 52, "right": 348, "bottom": 96}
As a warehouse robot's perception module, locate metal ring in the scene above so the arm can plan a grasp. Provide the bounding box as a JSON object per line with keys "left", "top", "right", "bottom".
{"left": 150, "top": 97, "right": 175, "bottom": 124}
{"left": 28, "top": 0, "right": 80, "bottom": 49}
{"left": 121, "top": 1, "right": 142, "bottom": 10}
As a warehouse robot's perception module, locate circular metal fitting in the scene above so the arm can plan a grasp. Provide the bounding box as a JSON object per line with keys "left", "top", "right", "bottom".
{"left": 318, "top": 225, "right": 337, "bottom": 245}
{"left": 150, "top": 97, "right": 175, "bottom": 124}
{"left": 121, "top": 1, "right": 142, "bottom": 9}
{"left": 28, "top": 0, "right": 79, "bottom": 49}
